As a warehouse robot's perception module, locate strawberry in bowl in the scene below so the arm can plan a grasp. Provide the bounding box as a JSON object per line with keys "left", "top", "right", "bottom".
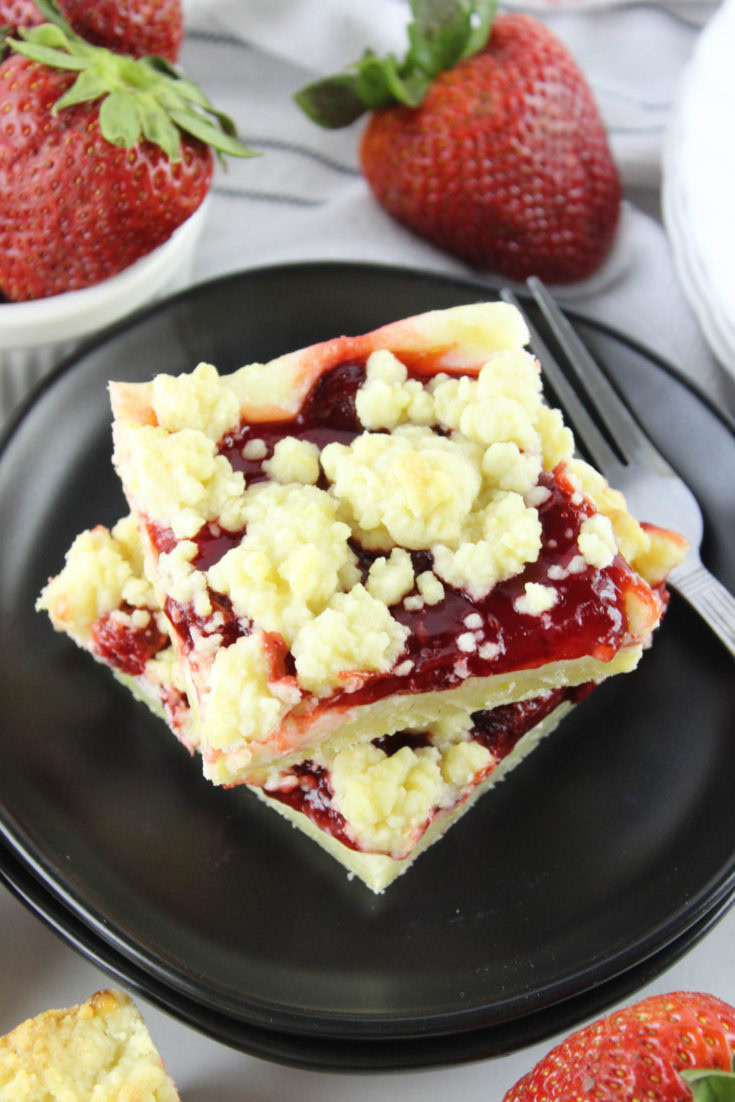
{"left": 0, "top": 6, "right": 254, "bottom": 301}
{"left": 0, "top": 0, "right": 183, "bottom": 61}
{"left": 0, "top": 2, "right": 255, "bottom": 418}
{"left": 296, "top": 0, "right": 621, "bottom": 283}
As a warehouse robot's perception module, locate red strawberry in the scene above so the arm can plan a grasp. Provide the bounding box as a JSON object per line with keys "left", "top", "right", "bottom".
{"left": 296, "top": 1, "right": 621, "bottom": 284}
{"left": 0, "top": 16, "right": 255, "bottom": 300}
{"left": 503, "top": 991, "right": 735, "bottom": 1101}
{"left": 0, "top": 0, "right": 183, "bottom": 61}
{"left": 52, "top": 0, "right": 182, "bottom": 62}
{"left": 0, "top": 1, "right": 44, "bottom": 34}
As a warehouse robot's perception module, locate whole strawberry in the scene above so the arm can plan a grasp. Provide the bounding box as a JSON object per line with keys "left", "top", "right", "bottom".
{"left": 296, "top": 0, "right": 621, "bottom": 283}
{"left": 503, "top": 992, "right": 735, "bottom": 1101}
{"left": 0, "top": 0, "right": 183, "bottom": 61}
{"left": 0, "top": 15, "right": 255, "bottom": 300}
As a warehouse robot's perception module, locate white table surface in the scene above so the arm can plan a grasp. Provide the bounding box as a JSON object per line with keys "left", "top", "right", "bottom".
{"left": 3, "top": 3, "right": 735, "bottom": 1096}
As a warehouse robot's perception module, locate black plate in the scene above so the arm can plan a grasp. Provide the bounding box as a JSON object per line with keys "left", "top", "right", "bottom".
{"left": 1, "top": 833, "right": 733, "bottom": 1071}
{"left": 1, "top": 262, "right": 734, "bottom": 1045}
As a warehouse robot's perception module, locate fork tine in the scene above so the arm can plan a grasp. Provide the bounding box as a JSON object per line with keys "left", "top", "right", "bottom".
{"left": 499, "top": 287, "right": 622, "bottom": 477}
{"left": 526, "top": 277, "right": 675, "bottom": 474}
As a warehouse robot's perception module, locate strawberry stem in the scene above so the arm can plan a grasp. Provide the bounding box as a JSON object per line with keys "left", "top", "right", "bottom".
{"left": 7, "top": 21, "right": 257, "bottom": 162}
{"left": 295, "top": 0, "right": 496, "bottom": 128}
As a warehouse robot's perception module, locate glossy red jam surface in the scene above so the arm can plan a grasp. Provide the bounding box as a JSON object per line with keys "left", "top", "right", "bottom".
{"left": 91, "top": 604, "right": 169, "bottom": 676}
{"left": 145, "top": 359, "right": 647, "bottom": 708}
{"left": 265, "top": 686, "right": 588, "bottom": 854}
{"left": 219, "top": 360, "right": 366, "bottom": 485}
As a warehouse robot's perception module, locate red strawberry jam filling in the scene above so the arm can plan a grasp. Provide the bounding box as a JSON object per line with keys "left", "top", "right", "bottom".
{"left": 89, "top": 602, "right": 192, "bottom": 742}
{"left": 219, "top": 359, "right": 367, "bottom": 486}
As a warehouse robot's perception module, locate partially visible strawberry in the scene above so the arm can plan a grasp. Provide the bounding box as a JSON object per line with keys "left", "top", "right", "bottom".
{"left": 51, "top": 0, "right": 183, "bottom": 62}
{"left": 296, "top": 0, "right": 621, "bottom": 284}
{"left": 0, "top": 15, "right": 255, "bottom": 300}
{"left": 0, "top": 0, "right": 183, "bottom": 61}
{"left": 0, "top": 1, "right": 44, "bottom": 35}
{"left": 503, "top": 992, "right": 735, "bottom": 1101}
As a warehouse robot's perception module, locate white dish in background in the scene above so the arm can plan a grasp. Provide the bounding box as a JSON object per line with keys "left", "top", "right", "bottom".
{"left": 0, "top": 197, "right": 210, "bottom": 423}
{"left": 663, "top": 0, "right": 735, "bottom": 377}
{"left": 664, "top": 159, "right": 735, "bottom": 374}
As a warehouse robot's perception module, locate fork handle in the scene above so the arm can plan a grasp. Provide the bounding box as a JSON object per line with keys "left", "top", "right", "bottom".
{"left": 670, "top": 560, "right": 735, "bottom": 659}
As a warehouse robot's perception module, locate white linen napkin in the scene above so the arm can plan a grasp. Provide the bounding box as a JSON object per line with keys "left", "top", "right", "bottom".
{"left": 179, "top": 0, "right": 735, "bottom": 411}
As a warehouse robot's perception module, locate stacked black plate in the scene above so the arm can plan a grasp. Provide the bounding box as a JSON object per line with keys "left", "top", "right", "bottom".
{"left": 1, "top": 263, "right": 734, "bottom": 1071}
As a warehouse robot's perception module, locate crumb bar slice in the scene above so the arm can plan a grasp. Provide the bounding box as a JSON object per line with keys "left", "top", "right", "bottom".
{"left": 38, "top": 520, "right": 592, "bottom": 892}
{"left": 0, "top": 989, "right": 179, "bottom": 1101}
{"left": 108, "top": 302, "right": 687, "bottom": 784}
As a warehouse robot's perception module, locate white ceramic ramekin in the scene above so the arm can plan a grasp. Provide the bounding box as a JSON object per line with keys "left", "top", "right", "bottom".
{"left": 0, "top": 196, "right": 210, "bottom": 423}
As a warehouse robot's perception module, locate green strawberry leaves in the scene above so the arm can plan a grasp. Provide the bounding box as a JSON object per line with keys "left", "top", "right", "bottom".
{"left": 295, "top": 0, "right": 496, "bottom": 128}
{"left": 99, "top": 90, "right": 148, "bottom": 148}
{"left": 682, "top": 1065, "right": 735, "bottom": 1101}
{"left": 53, "top": 66, "right": 114, "bottom": 107}
{"left": 6, "top": 19, "right": 257, "bottom": 163}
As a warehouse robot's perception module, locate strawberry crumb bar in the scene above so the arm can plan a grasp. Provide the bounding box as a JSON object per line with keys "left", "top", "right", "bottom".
{"left": 108, "top": 303, "right": 687, "bottom": 786}
{"left": 0, "top": 989, "right": 179, "bottom": 1101}
{"left": 38, "top": 518, "right": 593, "bottom": 892}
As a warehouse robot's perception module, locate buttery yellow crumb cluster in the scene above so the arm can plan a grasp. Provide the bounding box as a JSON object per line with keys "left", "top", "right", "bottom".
{"left": 39, "top": 515, "right": 156, "bottom": 647}
{"left": 39, "top": 518, "right": 194, "bottom": 747}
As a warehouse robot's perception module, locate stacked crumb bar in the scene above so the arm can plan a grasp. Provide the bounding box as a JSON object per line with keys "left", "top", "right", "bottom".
{"left": 38, "top": 302, "right": 686, "bottom": 891}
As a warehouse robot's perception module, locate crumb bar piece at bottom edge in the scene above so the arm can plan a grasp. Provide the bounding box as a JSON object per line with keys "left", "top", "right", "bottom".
{"left": 0, "top": 988, "right": 180, "bottom": 1102}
